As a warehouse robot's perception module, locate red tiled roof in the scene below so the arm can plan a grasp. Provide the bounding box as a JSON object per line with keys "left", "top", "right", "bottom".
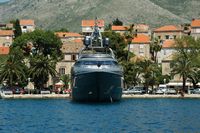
{"left": 154, "top": 25, "right": 182, "bottom": 32}
{"left": 0, "top": 47, "right": 10, "bottom": 55}
{"left": 132, "top": 34, "right": 150, "bottom": 43}
{"left": 0, "top": 30, "right": 14, "bottom": 36}
{"left": 55, "top": 32, "right": 83, "bottom": 38}
{"left": 82, "top": 20, "right": 104, "bottom": 27}
{"left": 20, "top": 19, "right": 35, "bottom": 26}
{"left": 191, "top": 19, "right": 200, "bottom": 27}
{"left": 162, "top": 40, "right": 175, "bottom": 48}
{"left": 111, "top": 26, "right": 128, "bottom": 31}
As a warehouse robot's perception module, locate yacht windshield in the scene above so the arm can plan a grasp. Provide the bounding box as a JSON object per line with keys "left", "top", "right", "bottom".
{"left": 75, "top": 61, "right": 118, "bottom": 66}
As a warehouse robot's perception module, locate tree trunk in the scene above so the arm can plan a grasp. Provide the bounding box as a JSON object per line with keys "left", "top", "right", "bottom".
{"left": 182, "top": 76, "right": 186, "bottom": 97}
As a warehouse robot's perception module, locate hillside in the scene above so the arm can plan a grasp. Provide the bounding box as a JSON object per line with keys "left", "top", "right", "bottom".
{"left": 0, "top": 0, "right": 199, "bottom": 31}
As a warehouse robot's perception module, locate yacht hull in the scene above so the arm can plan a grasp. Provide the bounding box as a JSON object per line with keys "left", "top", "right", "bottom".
{"left": 72, "top": 72, "right": 122, "bottom": 102}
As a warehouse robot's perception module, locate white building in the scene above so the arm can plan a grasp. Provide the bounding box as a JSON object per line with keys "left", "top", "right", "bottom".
{"left": 20, "top": 19, "right": 35, "bottom": 33}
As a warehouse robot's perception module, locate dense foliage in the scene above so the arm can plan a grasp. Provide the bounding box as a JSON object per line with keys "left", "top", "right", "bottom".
{"left": 0, "top": 30, "right": 63, "bottom": 89}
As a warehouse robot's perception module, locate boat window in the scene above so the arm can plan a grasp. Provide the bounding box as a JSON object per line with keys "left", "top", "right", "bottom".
{"left": 75, "top": 61, "right": 118, "bottom": 66}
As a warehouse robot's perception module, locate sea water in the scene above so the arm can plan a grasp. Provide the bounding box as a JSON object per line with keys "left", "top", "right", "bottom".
{"left": 0, "top": 98, "right": 200, "bottom": 133}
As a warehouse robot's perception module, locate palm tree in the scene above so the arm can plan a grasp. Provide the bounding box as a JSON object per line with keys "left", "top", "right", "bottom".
{"left": 0, "top": 48, "right": 27, "bottom": 86}
{"left": 137, "top": 59, "right": 155, "bottom": 93}
{"left": 171, "top": 54, "right": 191, "bottom": 93}
{"left": 150, "top": 37, "right": 162, "bottom": 63}
{"left": 60, "top": 74, "right": 70, "bottom": 89}
{"left": 124, "top": 24, "right": 137, "bottom": 61}
{"left": 29, "top": 55, "right": 57, "bottom": 90}
{"left": 123, "top": 61, "right": 141, "bottom": 87}
{"left": 171, "top": 36, "right": 197, "bottom": 93}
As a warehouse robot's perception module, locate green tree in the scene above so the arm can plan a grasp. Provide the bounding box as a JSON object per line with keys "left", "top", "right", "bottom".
{"left": 13, "top": 19, "right": 22, "bottom": 38}
{"left": 123, "top": 61, "right": 141, "bottom": 87}
{"left": 112, "top": 18, "right": 123, "bottom": 26}
{"left": 150, "top": 37, "right": 162, "bottom": 63}
{"left": 171, "top": 36, "right": 198, "bottom": 93}
{"left": 12, "top": 29, "right": 63, "bottom": 61}
{"left": 138, "top": 59, "right": 155, "bottom": 93}
{"left": 29, "top": 55, "right": 57, "bottom": 89}
{"left": 0, "top": 47, "right": 28, "bottom": 87}
{"left": 60, "top": 74, "right": 70, "bottom": 89}
{"left": 102, "top": 31, "right": 127, "bottom": 62}
{"left": 124, "top": 24, "right": 137, "bottom": 61}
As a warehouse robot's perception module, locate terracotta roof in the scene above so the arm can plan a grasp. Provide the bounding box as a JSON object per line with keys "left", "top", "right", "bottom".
{"left": 0, "top": 47, "right": 10, "bottom": 55}
{"left": 55, "top": 32, "right": 83, "bottom": 38}
{"left": 191, "top": 19, "right": 200, "bottom": 27}
{"left": 0, "top": 30, "right": 14, "bottom": 36}
{"left": 61, "top": 43, "right": 84, "bottom": 53}
{"left": 154, "top": 25, "right": 182, "bottom": 32}
{"left": 162, "top": 40, "right": 175, "bottom": 48}
{"left": 20, "top": 19, "right": 35, "bottom": 26}
{"left": 82, "top": 20, "right": 104, "bottom": 27}
{"left": 111, "top": 26, "right": 128, "bottom": 31}
{"left": 132, "top": 34, "right": 150, "bottom": 43}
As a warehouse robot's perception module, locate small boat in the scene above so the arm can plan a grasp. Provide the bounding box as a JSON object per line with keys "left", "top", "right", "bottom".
{"left": 71, "top": 19, "right": 124, "bottom": 102}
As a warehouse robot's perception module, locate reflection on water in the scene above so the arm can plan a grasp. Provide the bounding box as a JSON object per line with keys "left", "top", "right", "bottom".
{"left": 0, "top": 99, "right": 200, "bottom": 132}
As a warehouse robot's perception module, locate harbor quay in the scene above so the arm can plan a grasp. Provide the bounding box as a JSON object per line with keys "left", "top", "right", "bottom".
{"left": 1, "top": 93, "right": 200, "bottom": 99}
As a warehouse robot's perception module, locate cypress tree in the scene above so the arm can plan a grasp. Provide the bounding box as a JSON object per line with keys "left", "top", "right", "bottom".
{"left": 14, "top": 19, "right": 22, "bottom": 38}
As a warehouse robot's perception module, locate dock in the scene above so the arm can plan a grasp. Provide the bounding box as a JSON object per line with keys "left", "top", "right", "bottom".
{"left": 1, "top": 93, "right": 200, "bottom": 99}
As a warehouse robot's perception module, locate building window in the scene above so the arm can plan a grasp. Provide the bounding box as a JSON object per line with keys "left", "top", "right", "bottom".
{"left": 173, "top": 35, "right": 176, "bottom": 39}
{"left": 59, "top": 68, "right": 65, "bottom": 75}
{"left": 165, "top": 35, "right": 169, "bottom": 39}
{"left": 23, "top": 26, "right": 27, "bottom": 29}
{"left": 139, "top": 45, "right": 144, "bottom": 53}
{"left": 158, "top": 36, "right": 161, "bottom": 39}
{"left": 71, "top": 54, "right": 76, "bottom": 61}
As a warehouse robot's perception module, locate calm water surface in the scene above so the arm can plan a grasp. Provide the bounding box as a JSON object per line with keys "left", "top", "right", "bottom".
{"left": 0, "top": 98, "right": 200, "bottom": 133}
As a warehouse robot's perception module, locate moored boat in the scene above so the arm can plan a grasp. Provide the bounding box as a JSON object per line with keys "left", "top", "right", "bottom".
{"left": 71, "top": 19, "right": 124, "bottom": 102}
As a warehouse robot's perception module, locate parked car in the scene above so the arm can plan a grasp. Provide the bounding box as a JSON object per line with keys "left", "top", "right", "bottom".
{"left": 155, "top": 88, "right": 164, "bottom": 94}
{"left": 165, "top": 88, "right": 177, "bottom": 94}
{"left": 188, "top": 88, "right": 195, "bottom": 94}
{"left": 123, "top": 86, "right": 144, "bottom": 95}
{"left": 1, "top": 86, "right": 13, "bottom": 95}
{"left": 192, "top": 88, "right": 200, "bottom": 94}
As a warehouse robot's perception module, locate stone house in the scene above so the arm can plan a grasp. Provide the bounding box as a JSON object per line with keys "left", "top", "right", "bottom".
{"left": 157, "top": 40, "right": 176, "bottom": 64}
{"left": 81, "top": 19, "right": 104, "bottom": 35}
{"left": 191, "top": 19, "right": 200, "bottom": 39}
{"left": 0, "top": 30, "right": 14, "bottom": 47}
{"left": 0, "top": 23, "right": 13, "bottom": 29}
{"left": 20, "top": 19, "right": 35, "bottom": 33}
{"left": 130, "top": 34, "right": 150, "bottom": 59}
{"left": 55, "top": 32, "right": 83, "bottom": 43}
{"left": 111, "top": 24, "right": 150, "bottom": 35}
{"left": 162, "top": 54, "right": 182, "bottom": 84}
{"left": 56, "top": 42, "right": 84, "bottom": 76}
{"left": 153, "top": 25, "right": 183, "bottom": 41}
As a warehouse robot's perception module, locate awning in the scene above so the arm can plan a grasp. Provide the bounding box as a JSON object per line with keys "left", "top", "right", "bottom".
{"left": 167, "top": 82, "right": 192, "bottom": 86}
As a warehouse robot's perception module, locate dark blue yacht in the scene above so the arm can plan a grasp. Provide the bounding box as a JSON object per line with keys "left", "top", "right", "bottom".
{"left": 71, "top": 20, "right": 124, "bottom": 102}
